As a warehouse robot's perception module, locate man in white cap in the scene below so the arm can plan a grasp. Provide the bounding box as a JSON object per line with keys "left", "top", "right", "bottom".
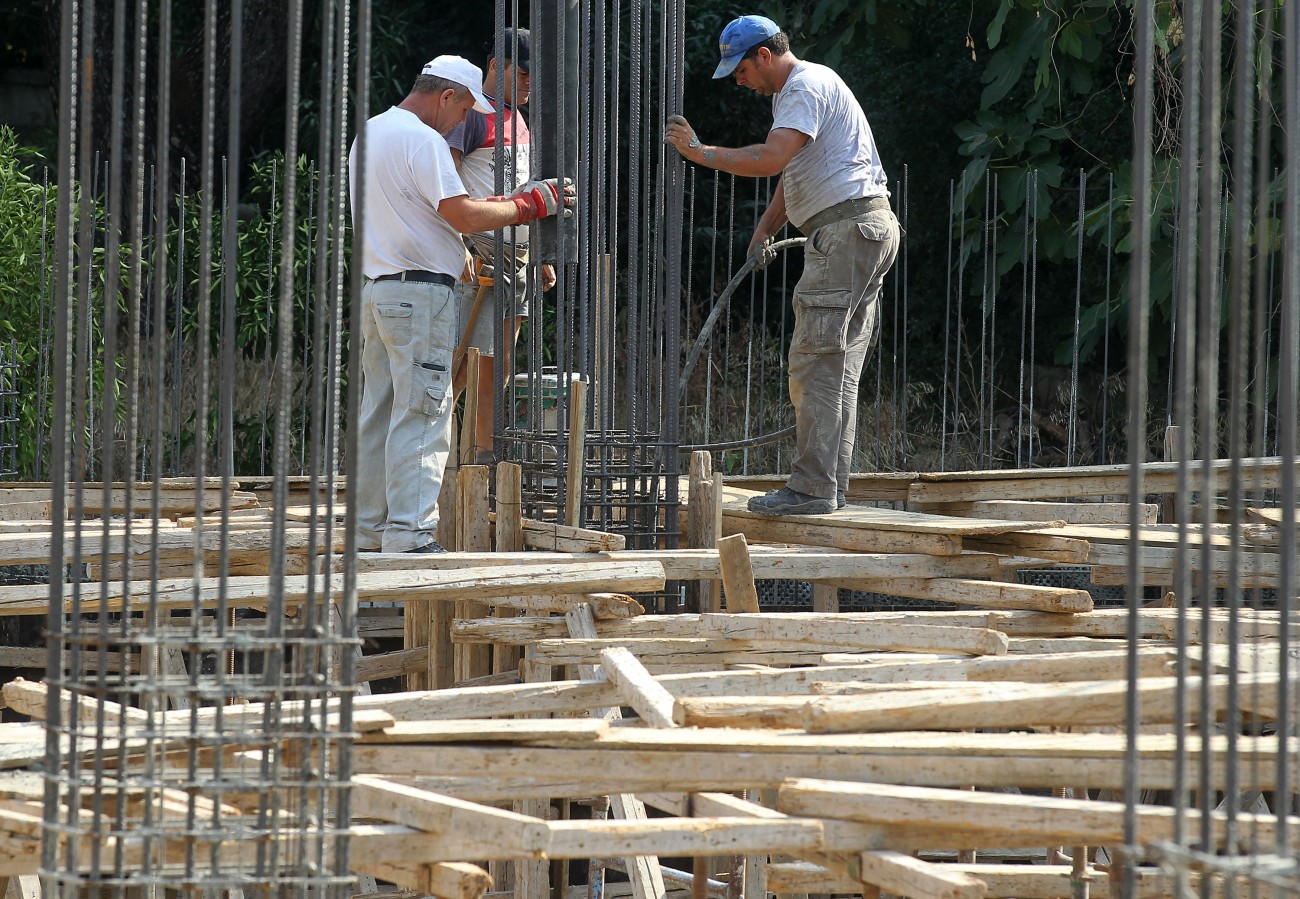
{"left": 665, "top": 16, "right": 900, "bottom": 516}
{"left": 349, "top": 55, "right": 574, "bottom": 553}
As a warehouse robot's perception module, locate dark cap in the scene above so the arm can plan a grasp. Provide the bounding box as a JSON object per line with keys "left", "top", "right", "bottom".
{"left": 492, "top": 27, "right": 530, "bottom": 73}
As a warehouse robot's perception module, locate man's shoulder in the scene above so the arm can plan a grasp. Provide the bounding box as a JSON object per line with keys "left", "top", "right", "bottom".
{"left": 787, "top": 60, "right": 847, "bottom": 93}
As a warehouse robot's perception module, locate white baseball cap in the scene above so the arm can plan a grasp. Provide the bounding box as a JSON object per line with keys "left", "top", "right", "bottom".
{"left": 421, "top": 56, "right": 494, "bottom": 113}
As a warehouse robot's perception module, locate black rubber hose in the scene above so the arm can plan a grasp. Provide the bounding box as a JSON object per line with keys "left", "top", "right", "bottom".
{"left": 677, "top": 236, "right": 806, "bottom": 400}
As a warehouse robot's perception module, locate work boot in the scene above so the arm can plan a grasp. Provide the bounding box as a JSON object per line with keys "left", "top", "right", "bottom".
{"left": 747, "top": 486, "right": 834, "bottom": 516}
{"left": 405, "top": 541, "right": 449, "bottom": 554}
{"left": 837, "top": 490, "right": 846, "bottom": 510}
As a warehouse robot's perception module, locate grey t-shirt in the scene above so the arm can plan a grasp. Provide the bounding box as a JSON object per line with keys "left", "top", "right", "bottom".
{"left": 771, "top": 61, "right": 889, "bottom": 228}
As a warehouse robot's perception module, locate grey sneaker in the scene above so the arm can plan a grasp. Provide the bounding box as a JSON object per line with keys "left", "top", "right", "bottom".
{"left": 747, "top": 486, "right": 835, "bottom": 516}
{"left": 405, "top": 541, "right": 449, "bottom": 554}
{"left": 837, "top": 490, "right": 846, "bottom": 510}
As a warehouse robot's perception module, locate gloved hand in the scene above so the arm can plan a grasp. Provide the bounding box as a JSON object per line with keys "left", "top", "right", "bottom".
{"left": 511, "top": 177, "right": 576, "bottom": 224}
{"left": 749, "top": 237, "right": 777, "bottom": 271}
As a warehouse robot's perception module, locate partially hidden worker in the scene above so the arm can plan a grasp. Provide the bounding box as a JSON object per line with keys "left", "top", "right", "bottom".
{"left": 348, "top": 55, "right": 575, "bottom": 553}
{"left": 446, "top": 27, "right": 556, "bottom": 464}
{"left": 665, "top": 15, "right": 900, "bottom": 516}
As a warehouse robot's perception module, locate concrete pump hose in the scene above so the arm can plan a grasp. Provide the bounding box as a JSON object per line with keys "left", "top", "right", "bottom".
{"left": 677, "top": 236, "right": 807, "bottom": 400}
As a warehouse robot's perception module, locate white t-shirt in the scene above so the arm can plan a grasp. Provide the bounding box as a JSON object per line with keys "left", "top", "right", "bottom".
{"left": 348, "top": 106, "right": 469, "bottom": 279}
{"left": 771, "top": 61, "right": 889, "bottom": 229}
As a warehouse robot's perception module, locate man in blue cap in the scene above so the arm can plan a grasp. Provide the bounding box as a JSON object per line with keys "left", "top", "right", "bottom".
{"left": 666, "top": 15, "right": 899, "bottom": 516}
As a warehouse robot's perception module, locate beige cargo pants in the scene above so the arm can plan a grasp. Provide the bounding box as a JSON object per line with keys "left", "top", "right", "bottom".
{"left": 785, "top": 207, "right": 901, "bottom": 500}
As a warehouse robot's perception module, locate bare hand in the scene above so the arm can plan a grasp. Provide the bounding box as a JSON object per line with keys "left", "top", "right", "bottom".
{"left": 664, "top": 114, "right": 701, "bottom": 156}
{"left": 541, "top": 263, "right": 557, "bottom": 292}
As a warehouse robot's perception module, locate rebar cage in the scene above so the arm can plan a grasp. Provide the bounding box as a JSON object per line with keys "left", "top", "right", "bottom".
{"left": 38, "top": 0, "right": 362, "bottom": 893}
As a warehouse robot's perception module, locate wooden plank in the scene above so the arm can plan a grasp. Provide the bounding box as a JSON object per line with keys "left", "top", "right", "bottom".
{"left": 529, "top": 631, "right": 1005, "bottom": 669}
{"left": 347, "top": 648, "right": 1170, "bottom": 722}
{"left": 932, "top": 499, "right": 1158, "bottom": 525}
{"left": 566, "top": 377, "right": 588, "bottom": 528}
{"left": 566, "top": 603, "right": 669, "bottom": 899}
{"left": 0, "top": 482, "right": 257, "bottom": 516}
{"left": 818, "top": 577, "right": 1093, "bottom": 613}
{"left": 360, "top": 719, "right": 608, "bottom": 744}
{"left": 0, "top": 525, "right": 330, "bottom": 568}
{"left": 376, "top": 734, "right": 1284, "bottom": 796}
{"left": 807, "top": 649, "right": 1171, "bottom": 687}
{"left": 356, "top": 647, "right": 428, "bottom": 684}
{"left": 600, "top": 647, "right": 678, "bottom": 728}
{"left": 766, "top": 861, "right": 1114, "bottom": 899}
{"left": 716, "top": 534, "right": 760, "bottom": 613}
{"left": 352, "top": 775, "right": 549, "bottom": 854}
{"left": 906, "top": 456, "right": 1290, "bottom": 503}
{"left": 1089, "top": 564, "right": 1279, "bottom": 589}
{"left": 777, "top": 777, "right": 1299, "bottom": 851}
{"left": 801, "top": 674, "right": 1284, "bottom": 733}
{"left": 962, "top": 532, "right": 1090, "bottom": 563}
{"left": 722, "top": 473, "right": 917, "bottom": 504}
{"left": 0, "top": 646, "right": 131, "bottom": 672}
{"left": 0, "top": 502, "right": 53, "bottom": 522}
{"left": 694, "top": 615, "right": 1009, "bottom": 656}
{"left": 856, "top": 851, "right": 987, "bottom": 899}
{"left": 722, "top": 488, "right": 1060, "bottom": 535}
{"left": 494, "top": 462, "right": 526, "bottom": 676}
{"left": 353, "top": 860, "right": 492, "bottom": 899}
{"left": 687, "top": 451, "right": 716, "bottom": 613}
{"left": 673, "top": 696, "right": 810, "bottom": 729}
{"left": 542, "top": 817, "right": 828, "bottom": 860}
{"left": 458, "top": 465, "right": 493, "bottom": 681}
{"left": 723, "top": 515, "right": 963, "bottom": 555}
{"left": 351, "top": 547, "right": 1004, "bottom": 582}
{"left": 0, "top": 564, "right": 658, "bottom": 617}
{"left": 517, "top": 515, "right": 626, "bottom": 552}
{"left": 1247, "top": 506, "right": 1288, "bottom": 526}
{"left": 450, "top": 608, "right": 1194, "bottom": 646}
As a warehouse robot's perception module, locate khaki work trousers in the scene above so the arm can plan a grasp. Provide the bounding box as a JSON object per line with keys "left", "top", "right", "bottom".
{"left": 785, "top": 207, "right": 901, "bottom": 500}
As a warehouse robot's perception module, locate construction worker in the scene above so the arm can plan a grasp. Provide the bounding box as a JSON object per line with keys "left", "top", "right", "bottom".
{"left": 349, "top": 55, "right": 574, "bottom": 553}
{"left": 665, "top": 15, "right": 900, "bottom": 516}
{"left": 446, "top": 28, "right": 555, "bottom": 463}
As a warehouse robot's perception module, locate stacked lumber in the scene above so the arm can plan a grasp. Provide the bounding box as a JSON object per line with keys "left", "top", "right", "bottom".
{"left": 334, "top": 599, "right": 1286, "bottom": 899}
{"left": 0, "top": 460, "right": 1290, "bottom": 898}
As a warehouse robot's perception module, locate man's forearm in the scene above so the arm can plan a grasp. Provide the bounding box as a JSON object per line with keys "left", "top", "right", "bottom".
{"left": 683, "top": 142, "right": 785, "bottom": 178}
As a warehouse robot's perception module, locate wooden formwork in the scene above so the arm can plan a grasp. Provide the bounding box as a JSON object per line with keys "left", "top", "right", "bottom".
{"left": 0, "top": 458, "right": 1291, "bottom": 897}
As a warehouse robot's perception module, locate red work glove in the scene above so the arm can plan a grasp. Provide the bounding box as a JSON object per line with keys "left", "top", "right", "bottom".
{"left": 510, "top": 177, "right": 576, "bottom": 224}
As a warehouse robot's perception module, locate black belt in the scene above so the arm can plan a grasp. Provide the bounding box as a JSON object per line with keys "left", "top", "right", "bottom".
{"left": 798, "top": 196, "right": 892, "bottom": 237}
{"left": 373, "top": 270, "right": 456, "bottom": 288}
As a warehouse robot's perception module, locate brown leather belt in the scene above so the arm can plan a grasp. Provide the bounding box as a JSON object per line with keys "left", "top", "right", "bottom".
{"left": 798, "top": 195, "right": 892, "bottom": 237}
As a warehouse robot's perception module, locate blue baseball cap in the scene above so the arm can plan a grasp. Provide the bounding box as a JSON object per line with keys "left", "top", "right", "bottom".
{"left": 713, "top": 15, "right": 781, "bottom": 79}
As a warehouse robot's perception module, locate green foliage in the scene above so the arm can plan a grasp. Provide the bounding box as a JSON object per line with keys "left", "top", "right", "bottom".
{"left": 0, "top": 127, "right": 53, "bottom": 475}
{"left": 0, "top": 130, "right": 336, "bottom": 477}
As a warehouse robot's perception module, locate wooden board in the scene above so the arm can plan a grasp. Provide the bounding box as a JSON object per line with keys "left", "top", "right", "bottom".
{"left": 906, "top": 456, "right": 1290, "bottom": 503}
{"left": 351, "top": 548, "right": 1005, "bottom": 582}
{"left": 0, "top": 563, "right": 661, "bottom": 616}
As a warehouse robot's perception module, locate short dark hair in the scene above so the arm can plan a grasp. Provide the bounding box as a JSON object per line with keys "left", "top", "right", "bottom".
{"left": 411, "top": 74, "right": 471, "bottom": 100}
{"left": 743, "top": 32, "right": 790, "bottom": 60}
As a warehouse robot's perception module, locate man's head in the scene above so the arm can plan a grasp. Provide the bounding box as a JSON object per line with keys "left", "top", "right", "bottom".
{"left": 412, "top": 56, "right": 494, "bottom": 134}
{"left": 485, "top": 27, "right": 531, "bottom": 107}
{"left": 713, "top": 15, "right": 791, "bottom": 96}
